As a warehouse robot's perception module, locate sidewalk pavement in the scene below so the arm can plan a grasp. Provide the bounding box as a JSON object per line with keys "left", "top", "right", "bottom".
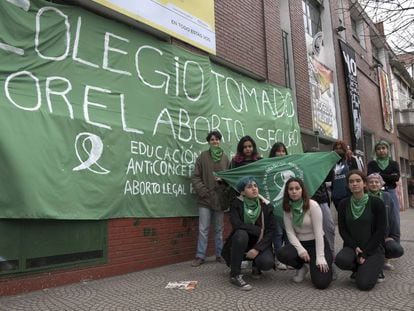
{"left": 1, "top": 208, "right": 414, "bottom": 311}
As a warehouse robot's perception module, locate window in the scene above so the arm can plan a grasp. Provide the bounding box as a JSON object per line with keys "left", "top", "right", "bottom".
{"left": 350, "top": 16, "right": 366, "bottom": 48}
{"left": 282, "top": 30, "right": 291, "bottom": 88}
{"left": 351, "top": 17, "right": 358, "bottom": 37}
{"left": 0, "top": 220, "right": 107, "bottom": 275}
{"left": 372, "top": 44, "right": 380, "bottom": 60}
{"left": 363, "top": 131, "right": 373, "bottom": 163}
{"left": 302, "top": 0, "right": 322, "bottom": 37}
{"left": 371, "top": 42, "right": 384, "bottom": 67}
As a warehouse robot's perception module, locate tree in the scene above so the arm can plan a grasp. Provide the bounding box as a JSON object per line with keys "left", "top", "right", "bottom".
{"left": 358, "top": 0, "right": 414, "bottom": 54}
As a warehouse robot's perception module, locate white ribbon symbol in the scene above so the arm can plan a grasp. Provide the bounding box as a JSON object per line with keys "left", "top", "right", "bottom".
{"left": 73, "top": 132, "right": 110, "bottom": 175}
{"left": 273, "top": 170, "right": 296, "bottom": 203}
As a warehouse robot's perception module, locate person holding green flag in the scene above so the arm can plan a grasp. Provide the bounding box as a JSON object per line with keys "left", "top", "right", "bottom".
{"left": 221, "top": 176, "right": 276, "bottom": 291}
{"left": 276, "top": 177, "right": 332, "bottom": 289}
{"left": 335, "top": 170, "right": 387, "bottom": 291}
{"left": 191, "top": 131, "right": 230, "bottom": 267}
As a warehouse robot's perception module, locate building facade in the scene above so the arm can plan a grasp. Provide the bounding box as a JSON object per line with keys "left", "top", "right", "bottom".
{"left": 0, "top": 0, "right": 412, "bottom": 296}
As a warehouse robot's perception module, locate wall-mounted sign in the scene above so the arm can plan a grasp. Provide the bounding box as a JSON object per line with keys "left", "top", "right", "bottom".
{"left": 308, "top": 57, "right": 338, "bottom": 139}
{"left": 378, "top": 68, "right": 394, "bottom": 132}
{"left": 91, "top": 0, "right": 216, "bottom": 54}
{"left": 339, "top": 40, "right": 364, "bottom": 159}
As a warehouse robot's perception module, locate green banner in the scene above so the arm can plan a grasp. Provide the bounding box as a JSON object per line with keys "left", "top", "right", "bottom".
{"left": 215, "top": 152, "right": 340, "bottom": 220}
{"left": 0, "top": 0, "right": 301, "bottom": 219}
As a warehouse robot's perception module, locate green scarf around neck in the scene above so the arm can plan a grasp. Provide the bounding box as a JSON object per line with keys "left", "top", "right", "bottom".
{"left": 210, "top": 146, "right": 223, "bottom": 162}
{"left": 376, "top": 157, "right": 389, "bottom": 170}
{"left": 350, "top": 193, "right": 369, "bottom": 219}
{"left": 375, "top": 140, "right": 390, "bottom": 170}
{"left": 243, "top": 197, "right": 261, "bottom": 224}
{"left": 290, "top": 198, "right": 305, "bottom": 227}
{"left": 368, "top": 190, "right": 383, "bottom": 201}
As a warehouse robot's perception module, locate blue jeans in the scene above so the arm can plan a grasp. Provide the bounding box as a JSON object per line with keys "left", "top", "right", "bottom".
{"left": 195, "top": 207, "right": 224, "bottom": 259}
{"left": 386, "top": 189, "right": 401, "bottom": 242}
{"left": 319, "top": 202, "right": 335, "bottom": 258}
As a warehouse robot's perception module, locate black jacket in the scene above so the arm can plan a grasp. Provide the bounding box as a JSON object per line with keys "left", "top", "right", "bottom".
{"left": 367, "top": 160, "right": 400, "bottom": 190}
{"left": 228, "top": 197, "right": 276, "bottom": 252}
{"left": 338, "top": 196, "right": 386, "bottom": 258}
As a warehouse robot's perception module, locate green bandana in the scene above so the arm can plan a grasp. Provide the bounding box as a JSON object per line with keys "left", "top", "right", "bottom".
{"left": 374, "top": 141, "right": 391, "bottom": 170}
{"left": 350, "top": 193, "right": 369, "bottom": 219}
{"left": 210, "top": 146, "right": 223, "bottom": 162}
{"left": 368, "top": 190, "right": 383, "bottom": 201}
{"left": 243, "top": 197, "right": 261, "bottom": 224}
{"left": 290, "top": 199, "right": 305, "bottom": 227}
{"left": 376, "top": 157, "right": 389, "bottom": 170}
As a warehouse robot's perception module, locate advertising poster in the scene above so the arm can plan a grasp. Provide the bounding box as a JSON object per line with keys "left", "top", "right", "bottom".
{"left": 308, "top": 57, "right": 338, "bottom": 139}
{"left": 378, "top": 68, "right": 394, "bottom": 132}
{"left": 91, "top": 0, "right": 216, "bottom": 54}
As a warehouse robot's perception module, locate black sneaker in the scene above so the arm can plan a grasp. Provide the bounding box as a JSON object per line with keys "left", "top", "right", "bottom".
{"left": 230, "top": 274, "right": 253, "bottom": 291}
{"left": 378, "top": 271, "right": 385, "bottom": 283}
{"left": 350, "top": 272, "right": 357, "bottom": 282}
{"left": 251, "top": 266, "right": 262, "bottom": 279}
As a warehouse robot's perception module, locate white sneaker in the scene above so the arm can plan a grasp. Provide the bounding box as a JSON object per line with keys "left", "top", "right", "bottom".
{"left": 276, "top": 261, "right": 287, "bottom": 270}
{"left": 383, "top": 259, "right": 395, "bottom": 271}
{"left": 377, "top": 271, "right": 385, "bottom": 283}
{"left": 230, "top": 274, "right": 253, "bottom": 291}
{"left": 293, "top": 265, "right": 308, "bottom": 283}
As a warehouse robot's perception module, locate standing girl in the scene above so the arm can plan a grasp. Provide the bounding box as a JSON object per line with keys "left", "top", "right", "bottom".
{"left": 269, "top": 142, "right": 289, "bottom": 270}
{"left": 229, "top": 135, "right": 262, "bottom": 168}
{"left": 335, "top": 170, "right": 387, "bottom": 291}
{"left": 191, "top": 131, "right": 230, "bottom": 267}
{"left": 367, "top": 140, "right": 401, "bottom": 242}
{"left": 277, "top": 177, "right": 332, "bottom": 289}
{"left": 330, "top": 140, "right": 359, "bottom": 210}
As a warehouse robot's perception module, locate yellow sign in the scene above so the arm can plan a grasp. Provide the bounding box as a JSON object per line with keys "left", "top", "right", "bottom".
{"left": 92, "top": 0, "right": 216, "bottom": 54}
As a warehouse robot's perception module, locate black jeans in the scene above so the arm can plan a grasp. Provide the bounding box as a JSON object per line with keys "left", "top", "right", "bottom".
{"left": 230, "top": 229, "right": 274, "bottom": 277}
{"left": 385, "top": 239, "right": 404, "bottom": 259}
{"left": 335, "top": 246, "right": 384, "bottom": 291}
{"left": 277, "top": 238, "right": 333, "bottom": 289}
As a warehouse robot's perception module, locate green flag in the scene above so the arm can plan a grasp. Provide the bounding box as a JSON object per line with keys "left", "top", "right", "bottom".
{"left": 0, "top": 0, "right": 302, "bottom": 219}
{"left": 215, "top": 152, "right": 340, "bottom": 220}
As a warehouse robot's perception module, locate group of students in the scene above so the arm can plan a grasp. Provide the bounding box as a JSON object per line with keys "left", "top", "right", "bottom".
{"left": 190, "top": 131, "right": 404, "bottom": 291}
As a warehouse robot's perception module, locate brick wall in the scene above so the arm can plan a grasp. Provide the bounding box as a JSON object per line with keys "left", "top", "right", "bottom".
{"left": 288, "top": 1, "right": 312, "bottom": 131}
{"left": 0, "top": 216, "right": 232, "bottom": 296}
{"left": 263, "top": 0, "right": 285, "bottom": 85}
{"left": 215, "top": 0, "right": 267, "bottom": 78}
